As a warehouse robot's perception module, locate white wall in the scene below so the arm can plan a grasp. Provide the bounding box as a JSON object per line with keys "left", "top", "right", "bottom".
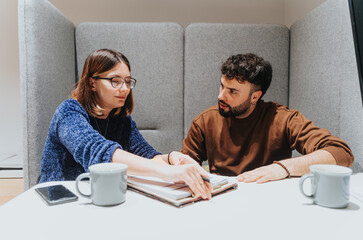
{"left": 0, "top": 0, "right": 326, "bottom": 160}
{"left": 0, "top": 0, "right": 21, "bottom": 155}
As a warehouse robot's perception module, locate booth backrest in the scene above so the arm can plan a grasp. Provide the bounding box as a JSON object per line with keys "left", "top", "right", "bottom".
{"left": 19, "top": 0, "right": 363, "bottom": 189}
{"left": 184, "top": 23, "right": 289, "bottom": 135}
{"left": 75, "top": 22, "right": 185, "bottom": 156}
{"left": 18, "top": 0, "right": 76, "bottom": 188}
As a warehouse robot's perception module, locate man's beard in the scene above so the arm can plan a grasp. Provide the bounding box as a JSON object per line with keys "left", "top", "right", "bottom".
{"left": 218, "top": 99, "right": 251, "bottom": 117}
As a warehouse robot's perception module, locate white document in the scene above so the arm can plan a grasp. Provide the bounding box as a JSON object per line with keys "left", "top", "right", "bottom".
{"left": 127, "top": 174, "right": 230, "bottom": 201}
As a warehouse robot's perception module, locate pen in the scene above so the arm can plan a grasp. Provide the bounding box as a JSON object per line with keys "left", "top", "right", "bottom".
{"left": 201, "top": 176, "right": 210, "bottom": 183}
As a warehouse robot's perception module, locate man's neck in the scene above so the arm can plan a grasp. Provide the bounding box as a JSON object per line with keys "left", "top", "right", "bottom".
{"left": 235, "top": 103, "right": 258, "bottom": 119}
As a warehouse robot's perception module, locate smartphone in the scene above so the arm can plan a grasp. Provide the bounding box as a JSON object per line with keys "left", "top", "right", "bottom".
{"left": 35, "top": 184, "right": 78, "bottom": 206}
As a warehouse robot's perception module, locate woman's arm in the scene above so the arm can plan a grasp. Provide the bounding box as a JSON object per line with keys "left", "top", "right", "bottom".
{"left": 57, "top": 112, "right": 120, "bottom": 169}
{"left": 112, "top": 149, "right": 212, "bottom": 199}
{"left": 57, "top": 110, "right": 211, "bottom": 198}
{"left": 152, "top": 151, "right": 202, "bottom": 168}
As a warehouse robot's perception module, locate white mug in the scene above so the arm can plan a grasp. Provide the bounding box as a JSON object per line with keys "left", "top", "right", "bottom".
{"left": 299, "top": 164, "right": 352, "bottom": 208}
{"left": 75, "top": 163, "right": 128, "bottom": 206}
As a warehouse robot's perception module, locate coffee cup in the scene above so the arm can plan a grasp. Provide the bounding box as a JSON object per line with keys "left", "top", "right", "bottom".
{"left": 75, "top": 163, "right": 128, "bottom": 206}
{"left": 299, "top": 164, "right": 352, "bottom": 208}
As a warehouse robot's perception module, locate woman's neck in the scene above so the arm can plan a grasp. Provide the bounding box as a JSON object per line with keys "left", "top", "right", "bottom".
{"left": 98, "top": 110, "right": 111, "bottom": 119}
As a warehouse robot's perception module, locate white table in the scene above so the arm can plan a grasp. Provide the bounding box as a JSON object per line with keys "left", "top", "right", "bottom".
{"left": 1, "top": 174, "right": 363, "bottom": 240}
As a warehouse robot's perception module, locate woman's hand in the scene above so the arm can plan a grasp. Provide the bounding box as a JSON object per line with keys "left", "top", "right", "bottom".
{"left": 123, "top": 150, "right": 211, "bottom": 199}
{"left": 169, "top": 151, "right": 201, "bottom": 167}
{"left": 160, "top": 164, "right": 212, "bottom": 199}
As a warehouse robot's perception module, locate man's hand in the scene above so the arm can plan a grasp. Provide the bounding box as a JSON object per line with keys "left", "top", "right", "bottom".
{"left": 237, "top": 150, "right": 338, "bottom": 184}
{"left": 236, "top": 163, "right": 288, "bottom": 183}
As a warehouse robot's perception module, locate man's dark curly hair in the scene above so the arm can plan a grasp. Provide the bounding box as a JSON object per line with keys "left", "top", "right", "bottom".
{"left": 221, "top": 53, "right": 272, "bottom": 98}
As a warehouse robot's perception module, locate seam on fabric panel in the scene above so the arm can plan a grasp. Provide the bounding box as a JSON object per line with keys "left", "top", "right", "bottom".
{"left": 23, "top": 0, "right": 30, "bottom": 188}
{"left": 182, "top": 25, "right": 185, "bottom": 139}
{"left": 138, "top": 128, "right": 158, "bottom": 131}
{"left": 287, "top": 28, "right": 291, "bottom": 108}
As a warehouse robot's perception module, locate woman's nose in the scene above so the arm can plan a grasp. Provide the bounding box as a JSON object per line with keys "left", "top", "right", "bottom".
{"left": 119, "top": 82, "right": 130, "bottom": 92}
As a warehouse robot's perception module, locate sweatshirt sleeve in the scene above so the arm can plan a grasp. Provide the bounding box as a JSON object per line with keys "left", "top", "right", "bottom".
{"left": 286, "top": 111, "right": 354, "bottom": 167}
{"left": 57, "top": 112, "right": 121, "bottom": 171}
{"left": 181, "top": 119, "right": 207, "bottom": 165}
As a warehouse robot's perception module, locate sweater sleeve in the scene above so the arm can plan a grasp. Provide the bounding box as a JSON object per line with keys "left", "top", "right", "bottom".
{"left": 181, "top": 119, "right": 207, "bottom": 165}
{"left": 125, "top": 117, "right": 161, "bottom": 159}
{"left": 286, "top": 111, "right": 354, "bottom": 167}
{"left": 57, "top": 112, "right": 121, "bottom": 171}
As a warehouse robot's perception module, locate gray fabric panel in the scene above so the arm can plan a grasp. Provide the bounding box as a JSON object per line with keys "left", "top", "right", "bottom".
{"left": 18, "top": 0, "right": 76, "bottom": 189}
{"left": 184, "top": 23, "right": 289, "bottom": 135}
{"left": 290, "top": 0, "right": 363, "bottom": 172}
{"left": 76, "top": 23, "right": 184, "bottom": 154}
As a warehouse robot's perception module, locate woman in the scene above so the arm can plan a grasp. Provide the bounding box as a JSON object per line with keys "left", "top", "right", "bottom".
{"left": 39, "top": 49, "right": 211, "bottom": 199}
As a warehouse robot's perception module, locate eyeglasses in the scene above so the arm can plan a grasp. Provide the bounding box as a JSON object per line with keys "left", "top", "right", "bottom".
{"left": 92, "top": 76, "right": 137, "bottom": 89}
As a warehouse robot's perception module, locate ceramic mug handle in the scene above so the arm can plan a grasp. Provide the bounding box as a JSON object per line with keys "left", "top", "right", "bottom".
{"left": 75, "top": 173, "right": 91, "bottom": 198}
{"left": 299, "top": 173, "right": 314, "bottom": 200}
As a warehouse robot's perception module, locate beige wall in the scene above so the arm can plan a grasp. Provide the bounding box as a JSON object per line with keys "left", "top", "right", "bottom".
{"left": 284, "top": 0, "right": 327, "bottom": 27}
{"left": 0, "top": 0, "right": 326, "bottom": 157}
{"left": 49, "top": 0, "right": 285, "bottom": 26}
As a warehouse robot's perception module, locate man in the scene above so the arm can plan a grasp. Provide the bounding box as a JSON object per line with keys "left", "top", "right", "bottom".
{"left": 180, "top": 53, "right": 353, "bottom": 183}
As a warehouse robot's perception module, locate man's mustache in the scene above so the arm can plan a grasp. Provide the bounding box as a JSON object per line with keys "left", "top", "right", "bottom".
{"left": 218, "top": 100, "right": 230, "bottom": 108}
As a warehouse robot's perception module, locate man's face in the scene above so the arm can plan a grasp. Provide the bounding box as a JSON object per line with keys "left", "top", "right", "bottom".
{"left": 218, "top": 75, "right": 259, "bottom": 118}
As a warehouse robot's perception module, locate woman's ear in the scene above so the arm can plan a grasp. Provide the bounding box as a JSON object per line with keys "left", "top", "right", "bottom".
{"left": 90, "top": 78, "right": 97, "bottom": 91}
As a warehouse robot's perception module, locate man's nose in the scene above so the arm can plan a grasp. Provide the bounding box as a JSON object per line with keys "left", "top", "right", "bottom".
{"left": 218, "top": 89, "right": 225, "bottom": 101}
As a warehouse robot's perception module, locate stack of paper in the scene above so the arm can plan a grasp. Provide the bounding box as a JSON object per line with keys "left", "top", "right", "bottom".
{"left": 127, "top": 176, "right": 191, "bottom": 200}
{"left": 127, "top": 174, "right": 238, "bottom": 207}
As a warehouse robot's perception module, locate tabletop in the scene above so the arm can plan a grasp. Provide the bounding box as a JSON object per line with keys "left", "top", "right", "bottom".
{"left": 1, "top": 174, "right": 363, "bottom": 240}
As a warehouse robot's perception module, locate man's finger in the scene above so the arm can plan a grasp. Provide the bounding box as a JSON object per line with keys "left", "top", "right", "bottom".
{"left": 256, "top": 176, "right": 269, "bottom": 184}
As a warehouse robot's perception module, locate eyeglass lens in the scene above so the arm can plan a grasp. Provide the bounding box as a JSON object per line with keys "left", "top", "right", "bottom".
{"left": 111, "top": 77, "right": 136, "bottom": 89}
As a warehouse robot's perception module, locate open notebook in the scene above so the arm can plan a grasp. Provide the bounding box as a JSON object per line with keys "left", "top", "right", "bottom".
{"left": 127, "top": 174, "right": 238, "bottom": 207}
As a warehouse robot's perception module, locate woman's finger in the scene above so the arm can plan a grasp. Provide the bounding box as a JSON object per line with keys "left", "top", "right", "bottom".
{"left": 185, "top": 165, "right": 211, "bottom": 199}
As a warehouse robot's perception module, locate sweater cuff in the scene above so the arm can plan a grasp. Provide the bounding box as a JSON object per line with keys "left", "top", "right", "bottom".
{"left": 103, "top": 143, "right": 123, "bottom": 163}
{"left": 146, "top": 151, "right": 162, "bottom": 159}
{"left": 321, "top": 146, "right": 353, "bottom": 167}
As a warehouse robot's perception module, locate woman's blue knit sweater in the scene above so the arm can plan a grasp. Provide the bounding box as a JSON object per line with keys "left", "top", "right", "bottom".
{"left": 39, "top": 98, "right": 160, "bottom": 183}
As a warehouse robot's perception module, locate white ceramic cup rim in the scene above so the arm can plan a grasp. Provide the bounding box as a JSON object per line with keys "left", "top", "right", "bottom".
{"left": 88, "top": 163, "right": 128, "bottom": 173}
{"left": 309, "top": 164, "right": 352, "bottom": 176}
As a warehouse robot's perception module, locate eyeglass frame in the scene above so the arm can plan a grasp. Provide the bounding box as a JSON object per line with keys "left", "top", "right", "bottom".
{"left": 92, "top": 76, "right": 137, "bottom": 89}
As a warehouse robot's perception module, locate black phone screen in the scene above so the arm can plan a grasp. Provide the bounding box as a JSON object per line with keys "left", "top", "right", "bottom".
{"left": 35, "top": 184, "right": 78, "bottom": 205}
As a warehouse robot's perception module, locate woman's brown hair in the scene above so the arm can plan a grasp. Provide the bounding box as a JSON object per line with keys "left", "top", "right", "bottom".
{"left": 71, "top": 49, "right": 134, "bottom": 117}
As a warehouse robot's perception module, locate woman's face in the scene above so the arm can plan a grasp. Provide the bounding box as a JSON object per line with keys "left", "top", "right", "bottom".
{"left": 91, "top": 62, "right": 131, "bottom": 117}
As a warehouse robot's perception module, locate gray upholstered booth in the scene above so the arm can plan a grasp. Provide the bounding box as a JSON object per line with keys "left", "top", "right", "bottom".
{"left": 184, "top": 23, "right": 289, "bottom": 134}
{"left": 19, "top": 0, "right": 184, "bottom": 188}
{"left": 289, "top": 0, "right": 363, "bottom": 173}
{"left": 19, "top": 0, "right": 363, "bottom": 189}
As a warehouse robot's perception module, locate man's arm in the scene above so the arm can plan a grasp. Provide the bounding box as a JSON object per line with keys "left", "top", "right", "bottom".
{"left": 237, "top": 110, "right": 353, "bottom": 183}
{"left": 180, "top": 120, "right": 207, "bottom": 166}
{"left": 237, "top": 149, "right": 335, "bottom": 183}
